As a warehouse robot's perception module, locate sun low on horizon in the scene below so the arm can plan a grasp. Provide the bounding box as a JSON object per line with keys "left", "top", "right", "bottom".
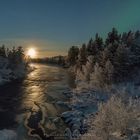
{"left": 27, "top": 48, "right": 37, "bottom": 58}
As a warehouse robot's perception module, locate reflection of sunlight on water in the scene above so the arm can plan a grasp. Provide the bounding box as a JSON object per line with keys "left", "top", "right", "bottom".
{"left": 20, "top": 63, "right": 73, "bottom": 111}
{"left": 30, "top": 72, "right": 35, "bottom": 77}
{"left": 21, "top": 64, "right": 45, "bottom": 109}
{"left": 15, "top": 63, "right": 74, "bottom": 139}
{"left": 23, "top": 90, "right": 44, "bottom": 109}
{"left": 27, "top": 86, "right": 40, "bottom": 99}
{"left": 21, "top": 83, "right": 45, "bottom": 110}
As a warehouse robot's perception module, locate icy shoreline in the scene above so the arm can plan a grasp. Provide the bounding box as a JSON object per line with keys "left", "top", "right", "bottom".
{"left": 60, "top": 81, "right": 140, "bottom": 140}
{"left": 59, "top": 87, "right": 108, "bottom": 139}
{"left": 0, "top": 64, "right": 34, "bottom": 86}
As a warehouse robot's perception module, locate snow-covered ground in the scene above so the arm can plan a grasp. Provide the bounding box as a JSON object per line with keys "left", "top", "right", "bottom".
{"left": 0, "top": 57, "right": 33, "bottom": 85}
{"left": 60, "top": 71, "right": 140, "bottom": 140}
{"left": 60, "top": 85, "right": 108, "bottom": 138}
{"left": 0, "top": 53, "right": 140, "bottom": 140}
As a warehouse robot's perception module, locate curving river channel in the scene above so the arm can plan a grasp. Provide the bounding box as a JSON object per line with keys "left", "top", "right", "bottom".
{"left": 0, "top": 63, "right": 75, "bottom": 140}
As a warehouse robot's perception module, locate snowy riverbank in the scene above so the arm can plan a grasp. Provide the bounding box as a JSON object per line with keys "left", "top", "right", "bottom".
{"left": 0, "top": 57, "right": 34, "bottom": 85}
{"left": 0, "top": 46, "right": 32, "bottom": 86}
{"left": 59, "top": 78, "right": 140, "bottom": 140}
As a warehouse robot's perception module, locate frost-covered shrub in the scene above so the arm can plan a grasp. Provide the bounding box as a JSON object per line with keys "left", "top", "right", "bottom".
{"left": 90, "top": 63, "right": 105, "bottom": 88}
{"left": 76, "top": 56, "right": 94, "bottom": 82}
{"left": 83, "top": 96, "right": 140, "bottom": 140}
{"left": 0, "top": 46, "right": 29, "bottom": 85}
{"left": 94, "top": 96, "right": 129, "bottom": 139}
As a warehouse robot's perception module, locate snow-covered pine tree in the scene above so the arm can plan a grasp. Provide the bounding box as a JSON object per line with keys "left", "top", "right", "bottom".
{"left": 104, "top": 59, "right": 114, "bottom": 84}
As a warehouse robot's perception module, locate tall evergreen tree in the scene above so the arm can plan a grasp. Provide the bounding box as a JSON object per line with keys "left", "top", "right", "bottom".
{"left": 0, "top": 45, "right": 6, "bottom": 57}
{"left": 104, "top": 59, "right": 114, "bottom": 84}
{"left": 86, "top": 38, "right": 94, "bottom": 55}
{"left": 135, "top": 30, "right": 140, "bottom": 39}
{"left": 68, "top": 46, "right": 79, "bottom": 65}
{"left": 78, "top": 43, "right": 87, "bottom": 65}
{"left": 126, "top": 31, "right": 134, "bottom": 46}
{"left": 16, "top": 46, "right": 24, "bottom": 63}
{"left": 106, "top": 28, "right": 120, "bottom": 45}
{"left": 114, "top": 45, "right": 130, "bottom": 81}
{"left": 95, "top": 33, "right": 103, "bottom": 49}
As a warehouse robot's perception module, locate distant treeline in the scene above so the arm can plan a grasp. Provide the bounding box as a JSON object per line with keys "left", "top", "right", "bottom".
{"left": 31, "top": 55, "right": 66, "bottom": 66}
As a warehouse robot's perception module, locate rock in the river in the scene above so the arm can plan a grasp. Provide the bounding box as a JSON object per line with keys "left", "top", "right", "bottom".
{"left": 64, "top": 128, "right": 72, "bottom": 140}
{"left": 62, "top": 90, "right": 73, "bottom": 98}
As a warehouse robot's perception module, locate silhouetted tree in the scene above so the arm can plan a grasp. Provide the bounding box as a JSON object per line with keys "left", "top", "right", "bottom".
{"left": 68, "top": 46, "right": 79, "bottom": 65}
{"left": 86, "top": 38, "right": 94, "bottom": 55}
{"left": 114, "top": 45, "right": 130, "bottom": 81}
{"left": 135, "top": 30, "right": 140, "bottom": 39}
{"left": 0, "top": 45, "right": 6, "bottom": 57}
{"left": 95, "top": 33, "right": 103, "bottom": 50}
{"left": 126, "top": 30, "right": 134, "bottom": 46}
{"left": 106, "top": 28, "right": 120, "bottom": 45}
{"left": 68, "top": 28, "right": 140, "bottom": 85}
{"left": 104, "top": 59, "right": 114, "bottom": 84}
{"left": 78, "top": 43, "right": 87, "bottom": 65}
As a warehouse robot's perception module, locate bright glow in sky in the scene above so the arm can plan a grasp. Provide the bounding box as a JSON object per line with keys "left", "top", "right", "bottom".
{"left": 0, "top": 0, "right": 140, "bottom": 57}
{"left": 27, "top": 48, "right": 36, "bottom": 58}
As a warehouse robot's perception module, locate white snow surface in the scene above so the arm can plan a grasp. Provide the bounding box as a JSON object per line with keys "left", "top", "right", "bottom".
{"left": 61, "top": 86, "right": 109, "bottom": 139}
{"left": 0, "top": 57, "right": 32, "bottom": 85}
{"left": 62, "top": 56, "right": 140, "bottom": 139}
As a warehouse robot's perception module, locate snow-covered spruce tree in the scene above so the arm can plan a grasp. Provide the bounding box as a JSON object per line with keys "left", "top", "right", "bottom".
{"left": 70, "top": 29, "right": 140, "bottom": 88}
{"left": 75, "top": 34, "right": 103, "bottom": 86}
{"left": 0, "top": 46, "right": 29, "bottom": 85}
{"left": 90, "top": 63, "right": 105, "bottom": 88}
{"left": 76, "top": 55, "right": 94, "bottom": 88}
{"left": 104, "top": 59, "right": 114, "bottom": 84}
{"left": 86, "top": 34, "right": 103, "bottom": 62}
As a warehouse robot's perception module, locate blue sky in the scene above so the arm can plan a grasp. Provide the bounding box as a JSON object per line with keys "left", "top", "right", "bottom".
{"left": 0, "top": 0, "right": 140, "bottom": 57}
